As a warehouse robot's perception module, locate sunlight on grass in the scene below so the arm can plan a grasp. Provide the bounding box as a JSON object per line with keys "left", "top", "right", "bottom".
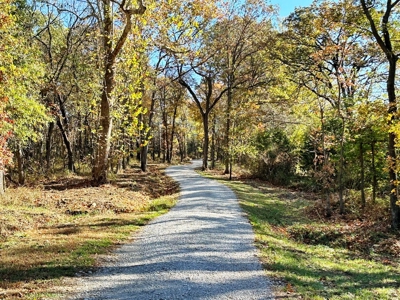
{"left": 0, "top": 166, "right": 179, "bottom": 299}
{"left": 215, "top": 178, "right": 400, "bottom": 300}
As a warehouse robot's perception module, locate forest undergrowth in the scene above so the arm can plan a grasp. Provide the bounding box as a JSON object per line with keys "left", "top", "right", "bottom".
{"left": 0, "top": 163, "right": 179, "bottom": 300}
{"left": 202, "top": 166, "right": 400, "bottom": 300}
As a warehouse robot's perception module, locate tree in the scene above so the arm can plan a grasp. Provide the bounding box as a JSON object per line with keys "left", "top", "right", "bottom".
{"left": 1, "top": 0, "right": 49, "bottom": 185}
{"left": 34, "top": 0, "right": 96, "bottom": 173}
{"left": 211, "top": 0, "right": 274, "bottom": 175}
{"left": 279, "top": 0, "right": 378, "bottom": 215}
{"left": 0, "top": 0, "right": 15, "bottom": 193}
{"left": 360, "top": 0, "right": 400, "bottom": 229}
{"left": 90, "top": 0, "right": 146, "bottom": 184}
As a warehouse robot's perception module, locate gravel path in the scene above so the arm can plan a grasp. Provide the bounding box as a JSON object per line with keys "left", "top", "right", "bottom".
{"left": 69, "top": 160, "right": 274, "bottom": 299}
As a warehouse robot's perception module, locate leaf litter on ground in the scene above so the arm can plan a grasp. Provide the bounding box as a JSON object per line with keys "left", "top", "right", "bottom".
{"left": 0, "top": 163, "right": 180, "bottom": 299}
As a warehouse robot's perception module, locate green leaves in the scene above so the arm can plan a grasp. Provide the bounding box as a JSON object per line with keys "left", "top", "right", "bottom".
{"left": 0, "top": 0, "right": 48, "bottom": 169}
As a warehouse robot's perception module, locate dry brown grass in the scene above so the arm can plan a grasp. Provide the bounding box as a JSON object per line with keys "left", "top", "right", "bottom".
{"left": 0, "top": 164, "right": 179, "bottom": 299}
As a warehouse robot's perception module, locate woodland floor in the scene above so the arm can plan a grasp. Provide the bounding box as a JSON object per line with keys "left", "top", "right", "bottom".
{"left": 0, "top": 163, "right": 180, "bottom": 299}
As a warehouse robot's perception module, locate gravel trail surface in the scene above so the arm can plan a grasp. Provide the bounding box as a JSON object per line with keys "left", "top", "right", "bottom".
{"left": 69, "top": 160, "right": 274, "bottom": 299}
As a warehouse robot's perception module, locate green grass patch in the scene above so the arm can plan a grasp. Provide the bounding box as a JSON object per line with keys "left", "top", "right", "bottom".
{"left": 0, "top": 164, "right": 179, "bottom": 299}
{"left": 208, "top": 176, "right": 400, "bottom": 300}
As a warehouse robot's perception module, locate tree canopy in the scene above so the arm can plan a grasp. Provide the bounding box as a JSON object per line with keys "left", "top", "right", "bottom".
{"left": 1, "top": 0, "right": 400, "bottom": 229}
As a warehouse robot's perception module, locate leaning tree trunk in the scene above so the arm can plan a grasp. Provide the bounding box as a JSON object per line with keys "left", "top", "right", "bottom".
{"left": 46, "top": 121, "right": 54, "bottom": 171}
{"left": 56, "top": 117, "right": 75, "bottom": 172}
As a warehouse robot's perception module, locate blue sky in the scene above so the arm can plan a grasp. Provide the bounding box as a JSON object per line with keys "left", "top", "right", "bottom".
{"left": 270, "top": 0, "right": 314, "bottom": 17}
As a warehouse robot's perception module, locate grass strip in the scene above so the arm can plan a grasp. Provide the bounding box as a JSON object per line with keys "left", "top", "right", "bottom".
{"left": 204, "top": 174, "right": 399, "bottom": 300}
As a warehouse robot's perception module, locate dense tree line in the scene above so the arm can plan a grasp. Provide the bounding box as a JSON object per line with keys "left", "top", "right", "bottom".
{"left": 0, "top": 0, "right": 400, "bottom": 229}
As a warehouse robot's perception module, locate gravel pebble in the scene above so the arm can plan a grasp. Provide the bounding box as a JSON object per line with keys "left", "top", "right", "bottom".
{"left": 68, "top": 160, "right": 274, "bottom": 299}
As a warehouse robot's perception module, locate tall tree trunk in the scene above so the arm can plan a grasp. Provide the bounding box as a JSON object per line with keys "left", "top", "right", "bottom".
{"left": 360, "top": 0, "right": 399, "bottom": 230}
{"left": 93, "top": 62, "right": 113, "bottom": 183}
{"left": 211, "top": 116, "right": 216, "bottom": 169}
{"left": 152, "top": 138, "right": 156, "bottom": 161}
{"left": 371, "top": 141, "right": 377, "bottom": 204}
{"left": 183, "top": 132, "right": 187, "bottom": 160}
{"left": 93, "top": 0, "right": 114, "bottom": 184}
{"left": 57, "top": 94, "right": 75, "bottom": 172}
{"left": 387, "top": 59, "right": 400, "bottom": 229}
{"left": 162, "top": 124, "right": 167, "bottom": 163}
{"left": 141, "top": 92, "right": 156, "bottom": 172}
{"left": 177, "top": 134, "right": 184, "bottom": 162}
{"left": 168, "top": 106, "right": 178, "bottom": 164}
{"left": 229, "top": 160, "right": 232, "bottom": 180}
{"left": 338, "top": 116, "right": 345, "bottom": 214}
{"left": 360, "top": 141, "right": 366, "bottom": 209}
{"left": 15, "top": 144, "right": 24, "bottom": 185}
{"left": 224, "top": 69, "right": 233, "bottom": 174}
{"left": 157, "top": 125, "right": 161, "bottom": 159}
{"left": 46, "top": 121, "right": 54, "bottom": 171}
{"left": 56, "top": 117, "right": 75, "bottom": 172}
{"left": 321, "top": 108, "right": 331, "bottom": 217}
{"left": 0, "top": 170, "right": 5, "bottom": 195}
{"left": 202, "top": 112, "right": 209, "bottom": 170}
{"left": 92, "top": 0, "right": 145, "bottom": 184}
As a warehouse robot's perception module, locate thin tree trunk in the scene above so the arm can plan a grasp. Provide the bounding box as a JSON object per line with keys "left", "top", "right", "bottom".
{"left": 202, "top": 112, "right": 209, "bottom": 170}
{"left": 183, "top": 133, "right": 187, "bottom": 160}
{"left": 46, "top": 121, "right": 54, "bottom": 171}
{"left": 321, "top": 107, "right": 331, "bottom": 218}
{"left": 141, "top": 91, "right": 156, "bottom": 172}
{"left": 360, "top": 142, "right": 366, "bottom": 208}
{"left": 338, "top": 116, "right": 345, "bottom": 214}
{"left": 371, "top": 141, "right": 377, "bottom": 204}
{"left": 15, "top": 144, "right": 25, "bottom": 185}
{"left": 56, "top": 117, "right": 75, "bottom": 172}
{"left": 177, "top": 134, "right": 184, "bottom": 162}
{"left": 387, "top": 59, "right": 400, "bottom": 229}
{"left": 325, "top": 192, "right": 331, "bottom": 218}
{"left": 224, "top": 70, "right": 233, "bottom": 174}
{"left": 152, "top": 138, "right": 156, "bottom": 161}
{"left": 158, "top": 124, "right": 162, "bottom": 159}
{"left": 168, "top": 106, "right": 178, "bottom": 164}
{"left": 162, "top": 124, "right": 167, "bottom": 163}
{"left": 211, "top": 116, "right": 216, "bottom": 169}
{"left": 0, "top": 170, "right": 5, "bottom": 195}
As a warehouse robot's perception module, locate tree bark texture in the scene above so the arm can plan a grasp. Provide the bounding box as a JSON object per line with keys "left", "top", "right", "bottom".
{"left": 92, "top": 0, "right": 146, "bottom": 184}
